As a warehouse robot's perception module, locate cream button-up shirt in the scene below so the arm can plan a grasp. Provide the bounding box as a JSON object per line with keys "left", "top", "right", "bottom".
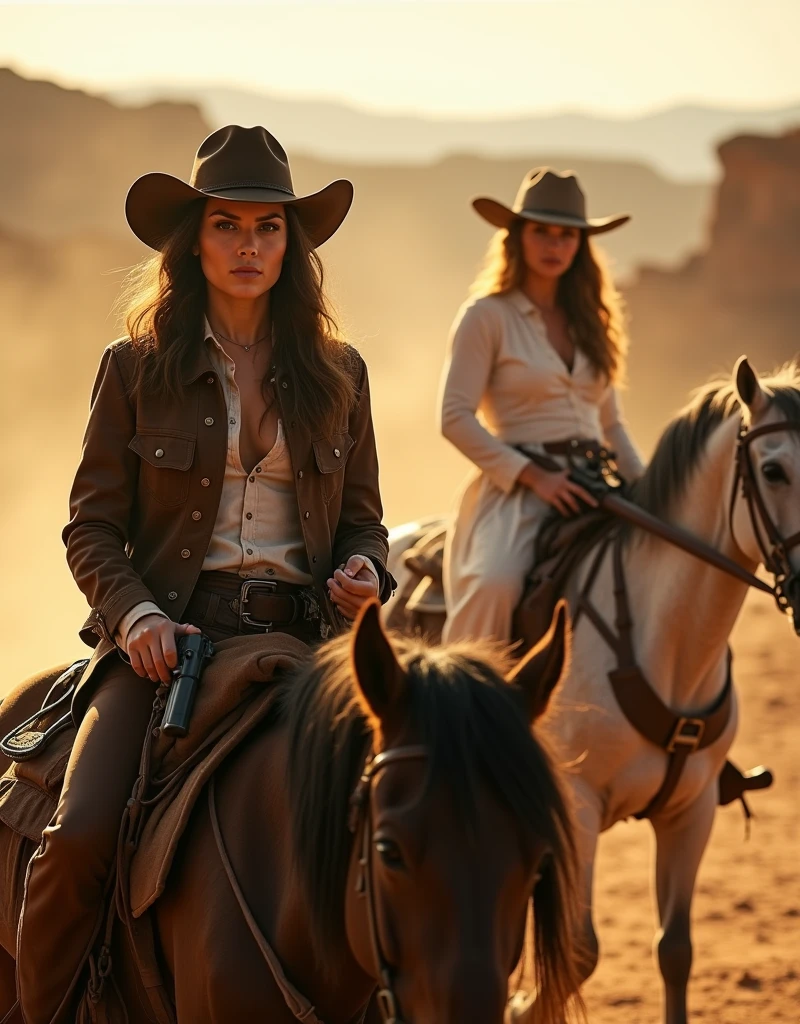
{"left": 439, "top": 289, "right": 644, "bottom": 493}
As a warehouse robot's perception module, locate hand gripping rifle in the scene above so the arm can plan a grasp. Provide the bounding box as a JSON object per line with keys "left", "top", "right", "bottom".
{"left": 161, "top": 632, "right": 215, "bottom": 738}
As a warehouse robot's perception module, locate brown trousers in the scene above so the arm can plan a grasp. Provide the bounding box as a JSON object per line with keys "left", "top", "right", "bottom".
{"left": 16, "top": 575, "right": 320, "bottom": 1024}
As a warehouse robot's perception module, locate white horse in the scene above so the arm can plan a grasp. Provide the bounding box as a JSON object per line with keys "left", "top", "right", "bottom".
{"left": 385, "top": 358, "right": 800, "bottom": 1024}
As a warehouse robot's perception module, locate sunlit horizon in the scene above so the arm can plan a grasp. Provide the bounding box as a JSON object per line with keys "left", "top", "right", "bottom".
{"left": 1, "top": 1, "right": 798, "bottom": 119}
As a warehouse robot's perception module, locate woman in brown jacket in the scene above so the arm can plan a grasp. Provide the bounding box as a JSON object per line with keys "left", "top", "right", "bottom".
{"left": 17, "top": 125, "right": 394, "bottom": 1023}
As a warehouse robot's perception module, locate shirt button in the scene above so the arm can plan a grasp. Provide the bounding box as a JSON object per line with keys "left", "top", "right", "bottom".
{"left": 230, "top": 418, "right": 236, "bottom": 425}
{"left": 297, "top": 470, "right": 303, "bottom": 480}
{"left": 204, "top": 417, "right": 214, "bottom": 426}
{"left": 181, "top": 549, "right": 191, "bottom": 559}
{"left": 256, "top": 467, "right": 262, "bottom": 473}
{"left": 154, "top": 448, "right": 164, "bottom": 458}
{"left": 206, "top": 376, "right": 215, "bottom": 384}
{"left": 201, "top": 477, "right": 210, "bottom": 487}
{"left": 281, "top": 381, "right": 289, "bottom": 389}
{"left": 246, "top": 548, "right": 253, "bottom": 555}
{"left": 192, "top": 510, "right": 202, "bottom": 521}
{"left": 167, "top": 591, "right": 178, "bottom": 600}
{"left": 246, "top": 512, "right": 253, "bottom": 520}
{"left": 267, "top": 568, "right": 275, "bottom": 575}
{"left": 249, "top": 475, "right": 255, "bottom": 483}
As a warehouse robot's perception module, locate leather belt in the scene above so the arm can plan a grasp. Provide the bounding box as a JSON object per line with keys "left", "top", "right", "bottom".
{"left": 542, "top": 437, "right": 605, "bottom": 458}
{"left": 193, "top": 571, "right": 321, "bottom": 634}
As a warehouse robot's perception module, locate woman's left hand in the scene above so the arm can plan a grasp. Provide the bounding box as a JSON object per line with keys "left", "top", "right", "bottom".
{"left": 327, "top": 555, "right": 379, "bottom": 621}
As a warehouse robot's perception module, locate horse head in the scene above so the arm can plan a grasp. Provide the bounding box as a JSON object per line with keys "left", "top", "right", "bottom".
{"left": 343, "top": 599, "right": 580, "bottom": 1024}
{"left": 731, "top": 357, "right": 800, "bottom": 633}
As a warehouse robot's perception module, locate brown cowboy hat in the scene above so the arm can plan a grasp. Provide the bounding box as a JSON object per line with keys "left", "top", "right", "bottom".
{"left": 472, "top": 167, "right": 630, "bottom": 235}
{"left": 125, "top": 124, "right": 353, "bottom": 250}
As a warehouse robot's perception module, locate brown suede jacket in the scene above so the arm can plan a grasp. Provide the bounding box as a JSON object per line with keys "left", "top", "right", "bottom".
{"left": 64, "top": 337, "right": 394, "bottom": 657}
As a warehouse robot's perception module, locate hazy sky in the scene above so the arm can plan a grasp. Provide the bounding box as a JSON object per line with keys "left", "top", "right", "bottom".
{"left": 0, "top": 0, "right": 797, "bottom": 117}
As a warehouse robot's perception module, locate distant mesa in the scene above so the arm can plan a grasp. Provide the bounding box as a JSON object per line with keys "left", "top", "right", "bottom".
{"left": 625, "top": 127, "right": 800, "bottom": 451}
{"left": 109, "top": 80, "right": 800, "bottom": 183}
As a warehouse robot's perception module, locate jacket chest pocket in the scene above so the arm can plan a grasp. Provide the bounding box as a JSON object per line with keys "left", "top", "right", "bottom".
{"left": 312, "top": 431, "right": 354, "bottom": 504}
{"left": 129, "top": 431, "right": 196, "bottom": 507}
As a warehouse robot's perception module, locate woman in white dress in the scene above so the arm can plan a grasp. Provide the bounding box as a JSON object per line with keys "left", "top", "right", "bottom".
{"left": 440, "top": 167, "right": 644, "bottom": 643}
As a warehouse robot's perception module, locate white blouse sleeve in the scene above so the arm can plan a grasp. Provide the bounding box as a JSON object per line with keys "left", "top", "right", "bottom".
{"left": 439, "top": 302, "right": 530, "bottom": 494}
{"left": 600, "top": 386, "right": 645, "bottom": 482}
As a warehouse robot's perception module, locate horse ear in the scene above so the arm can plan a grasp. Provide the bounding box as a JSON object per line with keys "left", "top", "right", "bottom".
{"left": 351, "top": 599, "right": 405, "bottom": 726}
{"left": 734, "top": 356, "right": 769, "bottom": 418}
{"left": 506, "top": 601, "right": 570, "bottom": 722}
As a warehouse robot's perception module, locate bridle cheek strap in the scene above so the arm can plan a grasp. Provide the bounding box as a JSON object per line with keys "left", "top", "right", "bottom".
{"left": 733, "top": 418, "right": 800, "bottom": 615}
{"left": 348, "top": 745, "right": 428, "bottom": 1024}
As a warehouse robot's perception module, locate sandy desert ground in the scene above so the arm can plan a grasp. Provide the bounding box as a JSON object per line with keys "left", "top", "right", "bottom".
{"left": 573, "top": 586, "right": 799, "bottom": 1022}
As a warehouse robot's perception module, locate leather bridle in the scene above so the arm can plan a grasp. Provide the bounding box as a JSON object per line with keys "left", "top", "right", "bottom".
{"left": 731, "top": 417, "right": 800, "bottom": 618}
{"left": 348, "top": 745, "right": 429, "bottom": 1024}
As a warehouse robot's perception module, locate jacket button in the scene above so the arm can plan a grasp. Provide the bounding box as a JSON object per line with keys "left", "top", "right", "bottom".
{"left": 167, "top": 591, "right": 178, "bottom": 600}
{"left": 281, "top": 381, "right": 289, "bottom": 389}
{"left": 204, "top": 417, "right": 214, "bottom": 426}
{"left": 201, "top": 477, "right": 210, "bottom": 487}
{"left": 304, "top": 511, "right": 310, "bottom": 519}
{"left": 246, "top": 548, "right": 253, "bottom": 555}
{"left": 181, "top": 549, "right": 191, "bottom": 559}
{"left": 334, "top": 448, "right": 341, "bottom": 458}
{"left": 154, "top": 448, "right": 164, "bottom": 458}
{"left": 312, "top": 556, "right": 317, "bottom": 563}
{"left": 206, "top": 376, "right": 214, "bottom": 384}
{"left": 249, "top": 476, "right": 255, "bottom": 483}
{"left": 297, "top": 470, "right": 303, "bottom": 480}
{"left": 192, "top": 510, "right": 202, "bottom": 521}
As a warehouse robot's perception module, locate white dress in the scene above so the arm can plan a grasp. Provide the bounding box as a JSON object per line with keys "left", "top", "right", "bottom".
{"left": 439, "top": 289, "right": 643, "bottom": 643}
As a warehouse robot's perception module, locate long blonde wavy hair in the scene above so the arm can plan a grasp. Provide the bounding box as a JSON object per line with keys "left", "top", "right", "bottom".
{"left": 470, "top": 219, "right": 629, "bottom": 384}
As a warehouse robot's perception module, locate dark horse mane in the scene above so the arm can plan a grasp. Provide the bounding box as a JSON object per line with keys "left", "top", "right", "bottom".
{"left": 630, "top": 362, "right": 800, "bottom": 521}
{"left": 277, "top": 631, "right": 577, "bottom": 986}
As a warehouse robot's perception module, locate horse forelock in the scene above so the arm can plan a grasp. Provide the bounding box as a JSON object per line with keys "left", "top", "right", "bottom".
{"left": 629, "top": 362, "right": 800, "bottom": 522}
{"left": 281, "top": 632, "right": 577, "bottom": 979}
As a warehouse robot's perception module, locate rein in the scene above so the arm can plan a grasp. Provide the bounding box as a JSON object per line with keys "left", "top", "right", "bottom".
{"left": 537, "top": 415, "right": 800, "bottom": 611}
{"left": 348, "top": 745, "right": 429, "bottom": 1024}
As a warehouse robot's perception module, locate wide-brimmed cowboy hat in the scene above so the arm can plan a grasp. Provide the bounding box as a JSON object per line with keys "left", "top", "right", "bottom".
{"left": 125, "top": 124, "right": 354, "bottom": 250}
{"left": 472, "top": 167, "right": 629, "bottom": 235}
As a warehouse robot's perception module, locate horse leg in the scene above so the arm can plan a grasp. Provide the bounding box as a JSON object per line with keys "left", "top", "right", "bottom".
{"left": 651, "top": 785, "right": 716, "bottom": 1024}
{"left": 508, "top": 790, "right": 601, "bottom": 1022}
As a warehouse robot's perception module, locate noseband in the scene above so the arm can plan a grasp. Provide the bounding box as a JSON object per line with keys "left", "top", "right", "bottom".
{"left": 348, "top": 745, "right": 429, "bottom": 1024}
{"left": 732, "top": 417, "right": 800, "bottom": 615}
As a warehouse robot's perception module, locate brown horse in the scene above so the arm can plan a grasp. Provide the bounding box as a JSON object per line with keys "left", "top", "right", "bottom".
{"left": 0, "top": 601, "right": 583, "bottom": 1024}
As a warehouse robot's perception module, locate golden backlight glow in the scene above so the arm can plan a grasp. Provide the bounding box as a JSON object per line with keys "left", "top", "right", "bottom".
{"left": 0, "top": 1, "right": 798, "bottom": 117}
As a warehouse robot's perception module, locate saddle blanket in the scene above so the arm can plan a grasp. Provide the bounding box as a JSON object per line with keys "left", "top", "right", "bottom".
{"left": 0, "top": 632, "right": 310, "bottom": 919}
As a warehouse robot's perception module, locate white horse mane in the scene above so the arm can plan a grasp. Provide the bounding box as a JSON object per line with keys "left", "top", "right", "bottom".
{"left": 630, "top": 361, "right": 800, "bottom": 521}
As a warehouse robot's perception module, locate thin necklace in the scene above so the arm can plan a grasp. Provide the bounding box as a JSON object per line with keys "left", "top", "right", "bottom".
{"left": 212, "top": 326, "right": 270, "bottom": 353}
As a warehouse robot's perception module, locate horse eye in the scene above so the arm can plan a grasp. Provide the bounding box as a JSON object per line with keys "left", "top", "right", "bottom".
{"left": 762, "top": 461, "right": 789, "bottom": 485}
{"left": 374, "top": 837, "right": 405, "bottom": 869}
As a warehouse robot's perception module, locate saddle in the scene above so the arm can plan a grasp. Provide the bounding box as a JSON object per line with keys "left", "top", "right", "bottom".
{"left": 0, "top": 633, "right": 309, "bottom": 1020}
{"left": 391, "top": 506, "right": 773, "bottom": 819}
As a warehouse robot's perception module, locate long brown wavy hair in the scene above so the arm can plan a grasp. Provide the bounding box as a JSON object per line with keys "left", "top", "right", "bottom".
{"left": 470, "top": 219, "right": 629, "bottom": 384}
{"left": 120, "top": 201, "right": 356, "bottom": 433}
